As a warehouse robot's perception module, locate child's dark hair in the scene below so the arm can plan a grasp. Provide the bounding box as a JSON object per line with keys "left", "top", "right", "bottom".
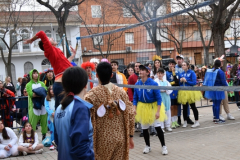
{"left": 0, "top": 120, "right": 10, "bottom": 140}
{"left": 23, "top": 122, "right": 35, "bottom": 143}
{"left": 157, "top": 68, "right": 165, "bottom": 74}
{"left": 213, "top": 60, "right": 221, "bottom": 71}
{"left": 46, "top": 85, "right": 54, "bottom": 101}
{"left": 38, "top": 41, "right": 44, "bottom": 51}
{"left": 96, "top": 62, "right": 112, "bottom": 85}
{"left": 61, "top": 67, "right": 88, "bottom": 110}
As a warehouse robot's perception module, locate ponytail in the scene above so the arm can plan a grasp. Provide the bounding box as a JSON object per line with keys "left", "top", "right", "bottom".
{"left": 61, "top": 92, "right": 74, "bottom": 110}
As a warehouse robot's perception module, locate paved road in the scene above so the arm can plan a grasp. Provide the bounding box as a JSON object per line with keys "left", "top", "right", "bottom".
{"left": 5, "top": 101, "right": 240, "bottom": 160}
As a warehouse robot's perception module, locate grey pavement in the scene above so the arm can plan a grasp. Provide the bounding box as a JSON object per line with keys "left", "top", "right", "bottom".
{"left": 6, "top": 100, "right": 240, "bottom": 160}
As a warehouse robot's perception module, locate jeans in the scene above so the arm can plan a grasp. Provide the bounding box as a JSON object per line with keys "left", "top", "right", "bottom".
{"left": 212, "top": 100, "right": 221, "bottom": 120}
{"left": 53, "top": 82, "right": 64, "bottom": 110}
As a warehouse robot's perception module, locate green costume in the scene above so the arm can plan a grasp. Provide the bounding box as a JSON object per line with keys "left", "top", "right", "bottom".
{"left": 26, "top": 69, "right": 48, "bottom": 134}
{"left": 228, "top": 81, "right": 235, "bottom": 97}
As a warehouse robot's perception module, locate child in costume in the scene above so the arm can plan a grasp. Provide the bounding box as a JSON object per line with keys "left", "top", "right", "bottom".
{"left": 133, "top": 65, "right": 168, "bottom": 155}
{"left": 26, "top": 69, "right": 48, "bottom": 140}
{"left": 203, "top": 60, "right": 228, "bottom": 123}
{"left": 54, "top": 67, "right": 94, "bottom": 160}
{"left": 18, "top": 122, "right": 44, "bottom": 156}
{"left": 0, "top": 120, "right": 18, "bottom": 158}
{"left": 166, "top": 60, "right": 180, "bottom": 129}
{"left": 178, "top": 61, "right": 202, "bottom": 128}
{"left": 155, "top": 68, "right": 173, "bottom": 132}
{"left": 44, "top": 85, "right": 55, "bottom": 150}
{"left": 85, "top": 62, "right": 135, "bottom": 160}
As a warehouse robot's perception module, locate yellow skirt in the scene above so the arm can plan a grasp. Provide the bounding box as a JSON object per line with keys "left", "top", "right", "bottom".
{"left": 136, "top": 101, "right": 167, "bottom": 125}
{"left": 177, "top": 90, "right": 202, "bottom": 105}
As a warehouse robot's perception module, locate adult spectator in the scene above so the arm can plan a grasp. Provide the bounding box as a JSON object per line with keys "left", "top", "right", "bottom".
{"left": 3, "top": 76, "right": 16, "bottom": 94}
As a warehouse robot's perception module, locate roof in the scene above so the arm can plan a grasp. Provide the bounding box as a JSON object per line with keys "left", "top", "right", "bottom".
{"left": 0, "top": 11, "right": 80, "bottom": 27}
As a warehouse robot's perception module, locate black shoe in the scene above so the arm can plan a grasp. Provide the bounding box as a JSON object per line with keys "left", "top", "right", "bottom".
{"left": 187, "top": 118, "right": 194, "bottom": 124}
{"left": 177, "top": 116, "right": 181, "bottom": 125}
{"left": 42, "top": 134, "right": 46, "bottom": 141}
{"left": 150, "top": 132, "right": 156, "bottom": 136}
{"left": 139, "top": 133, "right": 144, "bottom": 137}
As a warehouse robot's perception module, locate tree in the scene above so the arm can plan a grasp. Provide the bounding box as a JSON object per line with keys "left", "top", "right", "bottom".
{"left": 114, "top": 0, "right": 168, "bottom": 57}
{"left": 78, "top": 1, "right": 125, "bottom": 58}
{"left": 36, "top": 0, "right": 85, "bottom": 57}
{"left": 225, "top": 11, "right": 240, "bottom": 46}
{"left": 0, "top": 0, "right": 37, "bottom": 80}
{"left": 175, "top": 0, "right": 240, "bottom": 66}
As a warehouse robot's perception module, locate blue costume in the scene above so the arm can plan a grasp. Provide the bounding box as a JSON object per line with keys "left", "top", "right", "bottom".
{"left": 54, "top": 95, "right": 94, "bottom": 160}
{"left": 203, "top": 68, "right": 228, "bottom": 120}
{"left": 44, "top": 98, "right": 55, "bottom": 146}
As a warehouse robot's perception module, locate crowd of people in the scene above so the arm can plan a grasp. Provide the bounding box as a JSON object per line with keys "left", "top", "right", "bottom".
{"left": 0, "top": 30, "right": 239, "bottom": 159}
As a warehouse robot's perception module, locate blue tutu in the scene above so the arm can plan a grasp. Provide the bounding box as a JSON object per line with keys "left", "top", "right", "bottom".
{"left": 205, "top": 91, "right": 225, "bottom": 100}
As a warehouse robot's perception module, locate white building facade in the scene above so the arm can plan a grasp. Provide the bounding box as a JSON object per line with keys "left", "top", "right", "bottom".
{"left": 0, "top": 11, "right": 81, "bottom": 85}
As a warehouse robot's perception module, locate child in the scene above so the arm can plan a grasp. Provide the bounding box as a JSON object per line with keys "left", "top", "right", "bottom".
{"left": 155, "top": 68, "right": 173, "bottom": 132}
{"left": 44, "top": 85, "right": 55, "bottom": 150}
{"left": 54, "top": 67, "right": 94, "bottom": 160}
{"left": 18, "top": 122, "right": 43, "bottom": 156}
{"left": 0, "top": 120, "right": 18, "bottom": 159}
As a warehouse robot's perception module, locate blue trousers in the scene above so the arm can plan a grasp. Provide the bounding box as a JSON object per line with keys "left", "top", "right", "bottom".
{"left": 212, "top": 100, "right": 221, "bottom": 120}
{"left": 53, "top": 82, "right": 64, "bottom": 110}
{"left": 178, "top": 104, "right": 190, "bottom": 116}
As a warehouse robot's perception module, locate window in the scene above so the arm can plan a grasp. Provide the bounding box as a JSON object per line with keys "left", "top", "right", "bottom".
{"left": 0, "top": 31, "right": 6, "bottom": 50}
{"left": 144, "top": 2, "right": 166, "bottom": 17}
{"left": 147, "top": 28, "right": 168, "bottom": 43}
{"left": 45, "top": 30, "right": 52, "bottom": 38}
{"left": 179, "top": 30, "right": 186, "bottom": 40}
{"left": 137, "top": 57, "right": 149, "bottom": 64}
{"left": 205, "top": 29, "right": 211, "bottom": 40}
{"left": 125, "top": 32, "right": 134, "bottom": 44}
{"left": 93, "top": 36, "right": 103, "bottom": 45}
{"left": 24, "top": 62, "right": 33, "bottom": 74}
{"left": 41, "top": 59, "right": 51, "bottom": 71}
{"left": 91, "top": 5, "right": 102, "bottom": 18}
{"left": 11, "top": 31, "right": 18, "bottom": 50}
{"left": 123, "top": 7, "right": 132, "bottom": 17}
{"left": 193, "top": 30, "right": 201, "bottom": 41}
{"left": 21, "top": 29, "right": 30, "bottom": 50}
{"left": 111, "top": 59, "right": 124, "bottom": 65}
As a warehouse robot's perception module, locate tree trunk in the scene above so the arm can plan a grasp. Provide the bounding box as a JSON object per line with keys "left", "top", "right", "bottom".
{"left": 6, "top": 63, "right": 12, "bottom": 80}
{"left": 212, "top": 26, "right": 226, "bottom": 70}
{"left": 58, "top": 20, "right": 71, "bottom": 58}
{"left": 203, "top": 47, "right": 210, "bottom": 66}
{"left": 154, "top": 40, "right": 162, "bottom": 57}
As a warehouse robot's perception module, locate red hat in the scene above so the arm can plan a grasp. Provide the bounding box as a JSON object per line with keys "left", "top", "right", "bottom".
{"left": 81, "top": 62, "right": 95, "bottom": 70}
{"left": 24, "top": 74, "right": 27, "bottom": 78}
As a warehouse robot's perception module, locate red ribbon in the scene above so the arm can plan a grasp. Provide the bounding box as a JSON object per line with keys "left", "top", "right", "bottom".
{"left": 68, "top": 92, "right": 74, "bottom": 96}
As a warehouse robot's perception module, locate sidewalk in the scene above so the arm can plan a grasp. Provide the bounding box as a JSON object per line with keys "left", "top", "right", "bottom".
{"left": 6, "top": 102, "right": 240, "bottom": 160}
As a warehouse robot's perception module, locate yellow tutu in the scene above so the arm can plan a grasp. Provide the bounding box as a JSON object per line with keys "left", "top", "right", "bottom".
{"left": 136, "top": 101, "right": 167, "bottom": 125}
{"left": 177, "top": 90, "right": 202, "bottom": 105}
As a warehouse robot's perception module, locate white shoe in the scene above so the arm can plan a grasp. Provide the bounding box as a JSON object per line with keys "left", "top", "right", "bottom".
{"left": 182, "top": 121, "right": 187, "bottom": 128}
{"left": 162, "top": 146, "right": 168, "bottom": 155}
{"left": 22, "top": 151, "right": 27, "bottom": 156}
{"left": 35, "top": 149, "right": 43, "bottom": 154}
{"left": 162, "top": 128, "right": 165, "bottom": 133}
{"left": 219, "top": 115, "right": 225, "bottom": 121}
{"left": 227, "top": 114, "right": 235, "bottom": 120}
{"left": 143, "top": 146, "right": 151, "bottom": 154}
{"left": 191, "top": 121, "right": 200, "bottom": 128}
{"left": 166, "top": 127, "right": 172, "bottom": 132}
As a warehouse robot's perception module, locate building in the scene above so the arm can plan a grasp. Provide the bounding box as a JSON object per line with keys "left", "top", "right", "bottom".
{"left": 0, "top": 11, "right": 80, "bottom": 85}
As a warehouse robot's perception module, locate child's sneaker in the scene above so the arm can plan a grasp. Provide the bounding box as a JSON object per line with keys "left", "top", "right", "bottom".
{"left": 162, "top": 146, "right": 168, "bottom": 155}
{"left": 35, "top": 149, "right": 43, "bottom": 154}
{"left": 166, "top": 127, "right": 172, "bottom": 132}
{"left": 171, "top": 123, "right": 176, "bottom": 129}
{"left": 143, "top": 146, "right": 151, "bottom": 154}
{"left": 49, "top": 145, "right": 55, "bottom": 150}
{"left": 23, "top": 151, "right": 27, "bottom": 156}
{"left": 175, "top": 121, "right": 180, "bottom": 127}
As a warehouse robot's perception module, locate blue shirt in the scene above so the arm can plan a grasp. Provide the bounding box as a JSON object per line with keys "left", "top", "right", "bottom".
{"left": 54, "top": 95, "right": 94, "bottom": 160}
{"left": 133, "top": 78, "right": 162, "bottom": 106}
{"left": 179, "top": 69, "right": 197, "bottom": 86}
{"left": 175, "top": 64, "right": 183, "bottom": 75}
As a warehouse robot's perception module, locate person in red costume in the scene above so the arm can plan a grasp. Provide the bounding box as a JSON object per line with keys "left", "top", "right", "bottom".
{"left": 81, "top": 62, "right": 96, "bottom": 91}
{"left": 24, "top": 31, "right": 76, "bottom": 110}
